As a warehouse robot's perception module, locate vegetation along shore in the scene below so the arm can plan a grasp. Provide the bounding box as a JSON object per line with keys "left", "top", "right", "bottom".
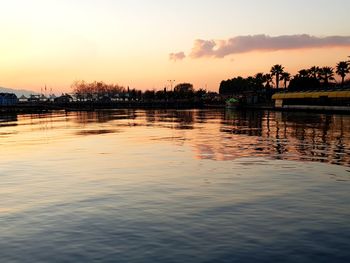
{"left": 1, "top": 58, "right": 350, "bottom": 113}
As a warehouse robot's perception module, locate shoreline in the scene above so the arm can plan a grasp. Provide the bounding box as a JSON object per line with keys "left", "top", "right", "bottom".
{"left": 1, "top": 103, "right": 349, "bottom": 115}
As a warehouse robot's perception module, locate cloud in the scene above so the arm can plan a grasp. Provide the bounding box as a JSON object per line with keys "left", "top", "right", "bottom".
{"left": 169, "top": 51, "right": 186, "bottom": 61}
{"left": 188, "top": 34, "right": 350, "bottom": 58}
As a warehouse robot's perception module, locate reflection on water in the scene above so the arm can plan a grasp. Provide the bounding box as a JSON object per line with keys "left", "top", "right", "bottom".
{"left": 0, "top": 114, "right": 17, "bottom": 128}
{"left": 22, "top": 109, "right": 348, "bottom": 166}
{"left": 76, "top": 129, "right": 119, "bottom": 136}
{"left": 80, "top": 109, "right": 347, "bottom": 166}
{"left": 219, "top": 110, "right": 350, "bottom": 166}
{"left": 1, "top": 109, "right": 349, "bottom": 167}
{"left": 0, "top": 109, "right": 349, "bottom": 262}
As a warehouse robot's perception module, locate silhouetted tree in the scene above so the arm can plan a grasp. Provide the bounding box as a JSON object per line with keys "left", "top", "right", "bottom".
{"left": 254, "top": 73, "right": 266, "bottom": 89}
{"left": 72, "top": 80, "right": 125, "bottom": 101}
{"left": 318, "top": 67, "right": 335, "bottom": 88}
{"left": 219, "top": 77, "right": 246, "bottom": 95}
{"left": 195, "top": 88, "right": 207, "bottom": 99}
{"left": 143, "top": 90, "right": 155, "bottom": 100}
{"left": 297, "top": 69, "right": 310, "bottom": 78}
{"left": 270, "top": 64, "right": 284, "bottom": 89}
{"left": 264, "top": 74, "right": 273, "bottom": 88}
{"left": 155, "top": 90, "right": 166, "bottom": 100}
{"left": 289, "top": 76, "right": 321, "bottom": 91}
{"left": 219, "top": 75, "right": 271, "bottom": 96}
{"left": 172, "top": 83, "right": 195, "bottom": 100}
{"left": 308, "top": 66, "right": 320, "bottom": 79}
{"left": 174, "top": 83, "right": 194, "bottom": 93}
{"left": 336, "top": 61, "right": 350, "bottom": 87}
{"left": 280, "top": 72, "right": 291, "bottom": 89}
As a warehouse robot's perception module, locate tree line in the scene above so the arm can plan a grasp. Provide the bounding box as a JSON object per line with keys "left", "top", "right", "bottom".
{"left": 71, "top": 58, "right": 350, "bottom": 103}
{"left": 71, "top": 81, "right": 211, "bottom": 102}
{"left": 220, "top": 59, "right": 350, "bottom": 95}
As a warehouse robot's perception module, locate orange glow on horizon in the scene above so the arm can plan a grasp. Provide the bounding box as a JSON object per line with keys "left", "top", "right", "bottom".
{"left": 0, "top": 46, "right": 349, "bottom": 94}
{"left": 0, "top": 1, "right": 349, "bottom": 94}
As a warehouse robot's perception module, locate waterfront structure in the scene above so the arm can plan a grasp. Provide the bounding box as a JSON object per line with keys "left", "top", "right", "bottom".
{"left": 18, "top": 95, "right": 28, "bottom": 103}
{"left": 48, "top": 94, "right": 57, "bottom": 102}
{"left": 272, "top": 90, "right": 350, "bottom": 111}
{"left": 0, "top": 93, "right": 18, "bottom": 106}
{"left": 40, "top": 94, "right": 49, "bottom": 102}
{"left": 54, "top": 94, "right": 73, "bottom": 103}
{"left": 28, "top": 94, "right": 41, "bottom": 102}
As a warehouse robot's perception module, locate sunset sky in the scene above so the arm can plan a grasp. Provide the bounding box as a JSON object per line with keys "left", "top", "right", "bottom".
{"left": 0, "top": 0, "right": 349, "bottom": 93}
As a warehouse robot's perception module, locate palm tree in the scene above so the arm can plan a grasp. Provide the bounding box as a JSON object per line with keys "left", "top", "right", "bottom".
{"left": 298, "top": 69, "right": 310, "bottom": 78}
{"left": 280, "top": 72, "right": 291, "bottom": 89}
{"left": 336, "top": 61, "right": 350, "bottom": 87}
{"left": 254, "top": 73, "right": 265, "bottom": 89}
{"left": 263, "top": 73, "right": 273, "bottom": 88}
{"left": 318, "top": 67, "right": 335, "bottom": 88}
{"left": 254, "top": 72, "right": 264, "bottom": 81}
{"left": 308, "top": 66, "right": 320, "bottom": 79}
{"left": 270, "top": 64, "right": 284, "bottom": 89}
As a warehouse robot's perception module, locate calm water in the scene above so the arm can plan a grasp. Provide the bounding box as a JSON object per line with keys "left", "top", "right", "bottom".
{"left": 0, "top": 109, "right": 349, "bottom": 262}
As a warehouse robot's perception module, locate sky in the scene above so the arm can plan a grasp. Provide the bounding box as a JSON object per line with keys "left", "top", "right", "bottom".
{"left": 0, "top": 0, "right": 349, "bottom": 93}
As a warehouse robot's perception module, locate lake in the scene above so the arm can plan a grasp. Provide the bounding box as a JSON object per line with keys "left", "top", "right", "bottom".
{"left": 0, "top": 109, "right": 349, "bottom": 262}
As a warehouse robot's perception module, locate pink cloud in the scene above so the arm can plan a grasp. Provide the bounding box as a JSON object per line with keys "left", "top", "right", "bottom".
{"left": 169, "top": 52, "right": 186, "bottom": 61}
{"left": 188, "top": 34, "right": 350, "bottom": 58}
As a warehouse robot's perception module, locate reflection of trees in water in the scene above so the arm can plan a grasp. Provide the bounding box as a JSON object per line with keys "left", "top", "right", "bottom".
{"left": 196, "top": 110, "right": 350, "bottom": 166}
{"left": 196, "top": 110, "right": 208, "bottom": 123}
{"left": 53, "top": 109, "right": 350, "bottom": 166}
{"left": 73, "top": 110, "right": 137, "bottom": 124}
{"left": 145, "top": 109, "right": 196, "bottom": 130}
{"left": 223, "top": 110, "right": 263, "bottom": 137}
{"left": 175, "top": 111, "right": 194, "bottom": 129}
{"left": 0, "top": 114, "right": 18, "bottom": 127}
{"left": 272, "top": 112, "right": 350, "bottom": 165}
{"left": 145, "top": 110, "right": 156, "bottom": 123}
{"left": 332, "top": 117, "right": 346, "bottom": 165}
{"left": 281, "top": 114, "right": 349, "bottom": 165}
{"left": 18, "top": 113, "right": 58, "bottom": 131}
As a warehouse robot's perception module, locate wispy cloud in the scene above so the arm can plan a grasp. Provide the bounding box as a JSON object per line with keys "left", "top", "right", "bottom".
{"left": 187, "top": 34, "right": 350, "bottom": 58}
{"left": 169, "top": 52, "right": 186, "bottom": 61}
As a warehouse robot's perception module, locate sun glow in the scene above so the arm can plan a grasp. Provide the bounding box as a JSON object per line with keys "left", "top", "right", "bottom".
{"left": 0, "top": 0, "right": 349, "bottom": 93}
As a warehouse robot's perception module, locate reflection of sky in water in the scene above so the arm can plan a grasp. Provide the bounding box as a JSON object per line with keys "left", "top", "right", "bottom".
{"left": 0, "top": 110, "right": 349, "bottom": 262}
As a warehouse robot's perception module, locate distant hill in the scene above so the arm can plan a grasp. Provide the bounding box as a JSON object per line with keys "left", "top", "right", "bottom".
{"left": 0, "top": 87, "right": 38, "bottom": 97}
